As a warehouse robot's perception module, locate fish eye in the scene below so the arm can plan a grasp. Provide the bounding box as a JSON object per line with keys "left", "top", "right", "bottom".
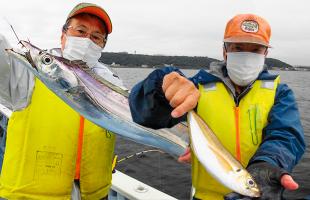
{"left": 246, "top": 178, "right": 255, "bottom": 187}
{"left": 42, "top": 55, "right": 53, "bottom": 65}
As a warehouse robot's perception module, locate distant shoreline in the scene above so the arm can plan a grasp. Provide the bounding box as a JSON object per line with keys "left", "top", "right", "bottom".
{"left": 109, "top": 65, "right": 310, "bottom": 72}
{"left": 101, "top": 52, "right": 310, "bottom": 71}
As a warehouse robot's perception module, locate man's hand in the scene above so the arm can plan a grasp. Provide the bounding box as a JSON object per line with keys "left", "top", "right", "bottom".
{"left": 178, "top": 147, "right": 191, "bottom": 163}
{"left": 280, "top": 174, "right": 299, "bottom": 190}
{"left": 224, "top": 162, "right": 299, "bottom": 200}
{"left": 162, "top": 72, "right": 200, "bottom": 118}
{"left": 247, "top": 162, "right": 298, "bottom": 200}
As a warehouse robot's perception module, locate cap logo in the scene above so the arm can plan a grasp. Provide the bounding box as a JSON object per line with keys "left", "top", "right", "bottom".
{"left": 241, "top": 20, "right": 259, "bottom": 33}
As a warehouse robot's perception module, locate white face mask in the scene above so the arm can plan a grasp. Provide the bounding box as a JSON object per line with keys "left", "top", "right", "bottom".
{"left": 63, "top": 36, "right": 103, "bottom": 68}
{"left": 226, "top": 52, "right": 265, "bottom": 86}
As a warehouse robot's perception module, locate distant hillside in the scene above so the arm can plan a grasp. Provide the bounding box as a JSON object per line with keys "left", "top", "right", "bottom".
{"left": 265, "top": 58, "right": 294, "bottom": 70}
{"left": 100, "top": 52, "right": 218, "bottom": 69}
{"left": 100, "top": 52, "right": 294, "bottom": 70}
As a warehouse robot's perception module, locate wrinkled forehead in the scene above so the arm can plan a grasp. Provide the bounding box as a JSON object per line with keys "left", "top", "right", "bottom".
{"left": 69, "top": 14, "right": 107, "bottom": 34}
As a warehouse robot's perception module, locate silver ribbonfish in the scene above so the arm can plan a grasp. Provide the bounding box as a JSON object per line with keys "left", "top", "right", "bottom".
{"left": 6, "top": 40, "right": 188, "bottom": 157}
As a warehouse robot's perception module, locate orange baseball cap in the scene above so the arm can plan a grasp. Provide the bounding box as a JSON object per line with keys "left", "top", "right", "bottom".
{"left": 223, "top": 14, "right": 271, "bottom": 47}
{"left": 67, "top": 3, "right": 112, "bottom": 34}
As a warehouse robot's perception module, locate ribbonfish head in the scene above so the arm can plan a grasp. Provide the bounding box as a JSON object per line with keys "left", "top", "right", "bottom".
{"left": 187, "top": 111, "right": 260, "bottom": 197}
{"left": 11, "top": 40, "right": 79, "bottom": 88}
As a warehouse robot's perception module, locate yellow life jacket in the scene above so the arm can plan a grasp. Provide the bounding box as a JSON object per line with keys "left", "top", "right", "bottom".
{"left": 0, "top": 79, "right": 115, "bottom": 200}
{"left": 192, "top": 77, "right": 280, "bottom": 200}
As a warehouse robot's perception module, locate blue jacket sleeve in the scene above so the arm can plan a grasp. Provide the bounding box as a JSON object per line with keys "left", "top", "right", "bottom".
{"left": 129, "top": 67, "right": 187, "bottom": 129}
{"left": 249, "top": 83, "right": 306, "bottom": 172}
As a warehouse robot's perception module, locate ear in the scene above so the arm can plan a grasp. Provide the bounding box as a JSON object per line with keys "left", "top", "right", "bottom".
{"left": 264, "top": 49, "right": 269, "bottom": 57}
{"left": 223, "top": 46, "right": 227, "bottom": 61}
{"left": 61, "top": 32, "right": 66, "bottom": 51}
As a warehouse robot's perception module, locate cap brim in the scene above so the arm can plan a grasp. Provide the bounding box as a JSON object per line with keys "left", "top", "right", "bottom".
{"left": 223, "top": 36, "right": 271, "bottom": 48}
{"left": 69, "top": 6, "right": 112, "bottom": 34}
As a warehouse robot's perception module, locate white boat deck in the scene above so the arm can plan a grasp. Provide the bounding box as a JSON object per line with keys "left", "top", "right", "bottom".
{"left": 110, "top": 170, "right": 177, "bottom": 200}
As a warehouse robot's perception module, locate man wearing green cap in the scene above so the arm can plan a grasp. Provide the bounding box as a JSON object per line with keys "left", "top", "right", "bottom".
{"left": 0, "top": 3, "right": 120, "bottom": 199}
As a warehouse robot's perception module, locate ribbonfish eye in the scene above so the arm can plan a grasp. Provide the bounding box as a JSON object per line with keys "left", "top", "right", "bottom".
{"left": 41, "top": 54, "right": 53, "bottom": 65}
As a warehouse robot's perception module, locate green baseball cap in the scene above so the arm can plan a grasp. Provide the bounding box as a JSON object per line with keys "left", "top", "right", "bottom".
{"left": 67, "top": 2, "right": 112, "bottom": 34}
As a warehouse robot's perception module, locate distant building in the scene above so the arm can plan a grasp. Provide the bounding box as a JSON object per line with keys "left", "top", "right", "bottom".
{"left": 111, "top": 62, "right": 121, "bottom": 67}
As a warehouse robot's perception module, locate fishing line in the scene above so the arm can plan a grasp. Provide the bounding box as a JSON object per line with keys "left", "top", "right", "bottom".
{"left": 117, "top": 149, "right": 165, "bottom": 163}
{"left": 3, "top": 17, "right": 26, "bottom": 49}
{"left": 116, "top": 149, "right": 166, "bottom": 191}
{"left": 3, "top": 17, "right": 20, "bottom": 43}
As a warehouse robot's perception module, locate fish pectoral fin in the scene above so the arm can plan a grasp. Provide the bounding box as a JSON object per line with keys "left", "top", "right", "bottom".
{"left": 66, "top": 86, "right": 85, "bottom": 94}
{"left": 57, "top": 77, "right": 73, "bottom": 89}
{"left": 68, "top": 86, "right": 102, "bottom": 108}
{"left": 65, "top": 86, "right": 94, "bottom": 104}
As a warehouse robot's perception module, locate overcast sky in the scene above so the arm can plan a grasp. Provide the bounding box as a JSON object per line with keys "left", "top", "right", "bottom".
{"left": 1, "top": 0, "right": 310, "bottom": 66}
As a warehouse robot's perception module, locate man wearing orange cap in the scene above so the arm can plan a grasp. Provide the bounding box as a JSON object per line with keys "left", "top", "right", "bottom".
{"left": 0, "top": 3, "right": 121, "bottom": 199}
{"left": 129, "top": 14, "right": 305, "bottom": 199}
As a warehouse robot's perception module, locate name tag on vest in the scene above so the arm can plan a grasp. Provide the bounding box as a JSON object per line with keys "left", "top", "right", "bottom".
{"left": 203, "top": 83, "right": 217, "bottom": 91}
{"left": 261, "top": 80, "right": 275, "bottom": 90}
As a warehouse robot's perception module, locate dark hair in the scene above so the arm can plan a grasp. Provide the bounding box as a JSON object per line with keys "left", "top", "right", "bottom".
{"left": 62, "top": 13, "right": 108, "bottom": 40}
{"left": 223, "top": 42, "right": 230, "bottom": 52}
{"left": 62, "top": 19, "right": 71, "bottom": 33}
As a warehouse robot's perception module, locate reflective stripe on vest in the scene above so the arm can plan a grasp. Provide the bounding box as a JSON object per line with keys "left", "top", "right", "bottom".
{"left": 0, "top": 79, "right": 115, "bottom": 200}
{"left": 192, "top": 77, "right": 280, "bottom": 200}
{"left": 75, "top": 116, "right": 85, "bottom": 180}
